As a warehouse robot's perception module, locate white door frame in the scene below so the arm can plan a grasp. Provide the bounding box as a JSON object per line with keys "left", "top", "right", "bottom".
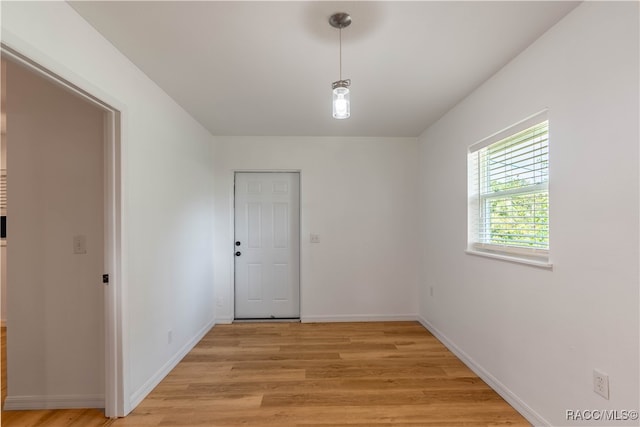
{"left": 1, "top": 43, "right": 125, "bottom": 417}
{"left": 231, "top": 170, "right": 302, "bottom": 321}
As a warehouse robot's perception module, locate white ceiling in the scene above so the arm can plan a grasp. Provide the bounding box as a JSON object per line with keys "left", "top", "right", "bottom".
{"left": 69, "top": 1, "right": 579, "bottom": 137}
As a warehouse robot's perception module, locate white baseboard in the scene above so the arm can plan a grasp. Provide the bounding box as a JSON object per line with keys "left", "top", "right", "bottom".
{"left": 3, "top": 394, "right": 104, "bottom": 410}
{"left": 129, "top": 319, "right": 215, "bottom": 410}
{"left": 417, "top": 315, "right": 547, "bottom": 426}
{"left": 217, "top": 315, "right": 419, "bottom": 324}
{"left": 214, "top": 316, "right": 233, "bottom": 324}
{"left": 301, "top": 314, "right": 419, "bottom": 323}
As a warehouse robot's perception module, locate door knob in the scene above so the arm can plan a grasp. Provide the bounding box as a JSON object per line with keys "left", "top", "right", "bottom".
{"left": 235, "top": 251, "right": 241, "bottom": 256}
{"left": 235, "top": 241, "right": 241, "bottom": 246}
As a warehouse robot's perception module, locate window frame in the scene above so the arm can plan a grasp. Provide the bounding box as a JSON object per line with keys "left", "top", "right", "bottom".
{"left": 466, "top": 110, "right": 552, "bottom": 268}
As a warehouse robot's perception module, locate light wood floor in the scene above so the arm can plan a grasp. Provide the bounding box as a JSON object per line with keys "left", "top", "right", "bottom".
{"left": 1, "top": 326, "right": 6, "bottom": 411}
{"left": 1, "top": 322, "right": 530, "bottom": 426}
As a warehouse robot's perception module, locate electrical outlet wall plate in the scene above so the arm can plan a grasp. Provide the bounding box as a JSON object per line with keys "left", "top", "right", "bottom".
{"left": 593, "top": 369, "right": 609, "bottom": 399}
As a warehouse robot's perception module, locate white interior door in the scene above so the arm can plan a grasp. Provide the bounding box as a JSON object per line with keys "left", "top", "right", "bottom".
{"left": 234, "top": 172, "right": 300, "bottom": 319}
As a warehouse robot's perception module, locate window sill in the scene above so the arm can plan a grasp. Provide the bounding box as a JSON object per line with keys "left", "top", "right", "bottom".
{"left": 465, "top": 249, "right": 552, "bottom": 269}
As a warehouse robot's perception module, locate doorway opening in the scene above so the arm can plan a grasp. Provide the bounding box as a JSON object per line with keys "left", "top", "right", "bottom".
{"left": 0, "top": 45, "right": 123, "bottom": 418}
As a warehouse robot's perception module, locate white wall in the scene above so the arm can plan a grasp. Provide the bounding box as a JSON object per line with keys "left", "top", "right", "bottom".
{"left": 214, "top": 137, "right": 419, "bottom": 322}
{"left": 2, "top": 1, "right": 215, "bottom": 414}
{"left": 417, "top": 2, "right": 639, "bottom": 426}
{"left": 5, "top": 59, "right": 105, "bottom": 407}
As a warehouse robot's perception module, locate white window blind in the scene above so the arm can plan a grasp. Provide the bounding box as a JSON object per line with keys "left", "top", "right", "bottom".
{"left": 468, "top": 113, "right": 549, "bottom": 262}
{"left": 0, "top": 169, "right": 6, "bottom": 215}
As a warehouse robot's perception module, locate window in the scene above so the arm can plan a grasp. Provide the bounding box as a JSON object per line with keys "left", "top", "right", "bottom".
{"left": 468, "top": 111, "right": 550, "bottom": 266}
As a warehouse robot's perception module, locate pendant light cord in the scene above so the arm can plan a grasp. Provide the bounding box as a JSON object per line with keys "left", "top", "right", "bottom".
{"left": 339, "top": 27, "right": 342, "bottom": 81}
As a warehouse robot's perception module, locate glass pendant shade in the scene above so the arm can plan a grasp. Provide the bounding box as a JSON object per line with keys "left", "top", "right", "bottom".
{"left": 332, "top": 86, "right": 350, "bottom": 119}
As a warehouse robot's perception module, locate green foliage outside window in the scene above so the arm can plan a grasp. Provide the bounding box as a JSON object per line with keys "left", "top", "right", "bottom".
{"left": 487, "top": 189, "right": 548, "bottom": 248}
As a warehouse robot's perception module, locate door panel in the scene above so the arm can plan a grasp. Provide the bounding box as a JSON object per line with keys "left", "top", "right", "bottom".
{"left": 235, "top": 172, "right": 300, "bottom": 319}
{"left": 273, "top": 203, "right": 289, "bottom": 248}
{"left": 247, "top": 203, "right": 262, "bottom": 248}
{"left": 247, "top": 264, "right": 263, "bottom": 301}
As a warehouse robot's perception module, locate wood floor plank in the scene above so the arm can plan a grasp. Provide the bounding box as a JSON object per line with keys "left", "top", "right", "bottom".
{"left": 1, "top": 322, "right": 530, "bottom": 426}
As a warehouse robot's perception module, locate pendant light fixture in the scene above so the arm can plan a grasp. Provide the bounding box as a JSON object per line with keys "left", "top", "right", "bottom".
{"left": 329, "top": 12, "right": 351, "bottom": 119}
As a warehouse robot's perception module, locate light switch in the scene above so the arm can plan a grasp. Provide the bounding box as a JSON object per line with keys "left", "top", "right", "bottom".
{"left": 73, "top": 235, "right": 87, "bottom": 254}
{"left": 310, "top": 233, "right": 320, "bottom": 243}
